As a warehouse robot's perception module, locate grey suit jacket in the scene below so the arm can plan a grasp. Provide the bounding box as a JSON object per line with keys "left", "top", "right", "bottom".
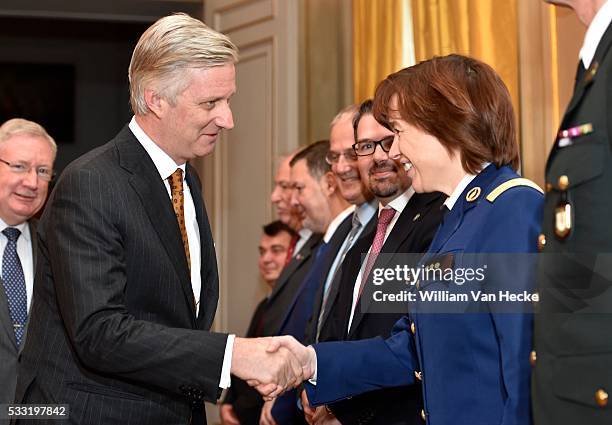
{"left": 15, "top": 126, "right": 227, "bottom": 425}
{"left": 0, "top": 220, "right": 36, "bottom": 405}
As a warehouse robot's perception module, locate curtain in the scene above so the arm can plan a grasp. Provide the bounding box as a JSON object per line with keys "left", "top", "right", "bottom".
{"left": 411, "top": 0, "right": 520, "bottom": 117}
{"left": 352, "top": 0, "right": 405, "bottom": 103}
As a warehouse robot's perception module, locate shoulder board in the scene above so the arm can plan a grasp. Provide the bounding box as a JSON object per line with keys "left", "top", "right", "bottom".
{"left": 486, "top": 178, "right": 543, "bottom": 203}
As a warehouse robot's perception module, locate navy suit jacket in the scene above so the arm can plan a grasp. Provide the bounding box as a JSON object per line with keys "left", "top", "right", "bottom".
{"left": 305, "top": 165, "right": 544, "bottom": 425}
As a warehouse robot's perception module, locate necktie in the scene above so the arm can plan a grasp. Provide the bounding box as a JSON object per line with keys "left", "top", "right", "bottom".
{"left": 357, "top": 207, "right": 396, "bottom": 299}
{"left": 285, "top": 235, "right": 298, "bottom": 265}
{"left": 1, "top": 228, "right": 28, "bottom": 346}
{"left": 168, "top": 169, "right": 191, "bottom": 271}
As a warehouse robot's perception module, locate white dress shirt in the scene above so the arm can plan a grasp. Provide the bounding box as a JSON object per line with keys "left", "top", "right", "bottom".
{"left": 580, "top": 0, "right": 612, "bottom": 68}
{"left": 0, "top": 218, "right": 33, "bottom": 311}
{"left": 294, "top": 228, "right": 313, "bottom": 257}
{"left": 129, "top": 117, "right": 233, "bottom": 389}
{"left": 347, "top": 188, "right": 415, "bottom": 330}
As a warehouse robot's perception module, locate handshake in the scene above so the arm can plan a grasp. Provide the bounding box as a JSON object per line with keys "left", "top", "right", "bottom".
{"left": 230, "top": 335, "right": 317, "bottom": 399}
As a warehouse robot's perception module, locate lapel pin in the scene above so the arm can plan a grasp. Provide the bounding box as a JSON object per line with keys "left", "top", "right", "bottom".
{"left": 465, "top": 187, "right": 481, "bottom": 202}
{"left": 413, "top": 213, "right": 421, "bottom": 222}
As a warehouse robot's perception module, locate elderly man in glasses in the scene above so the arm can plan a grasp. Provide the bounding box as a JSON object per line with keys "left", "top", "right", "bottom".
{"left": 0, "top": 118, "right": 56, "bottom": 406}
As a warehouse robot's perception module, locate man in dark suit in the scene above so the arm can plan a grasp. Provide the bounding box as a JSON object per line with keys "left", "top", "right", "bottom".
{"left": 534, "top": 1, "right": 612, "bottom": 424}
{"left": 221, "top": 221, "right": 297, "bottom": 425}
{"left": 312, "top": 100, "right": 445, "bottom": 425}
{"left": 0, "top": 119, "right": 55, "bottom": 411}
{"left": 15, "top": 14, "right": 303, "bottom": 425}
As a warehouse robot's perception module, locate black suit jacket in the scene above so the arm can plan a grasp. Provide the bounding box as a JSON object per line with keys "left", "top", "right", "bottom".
{"left": 321, "top": 192, "right": 445, "bottom": 425}
{"left": 0, "top": 220, "right": 36, "bottom": 406}
{"left": 261, "top": 233, "right": 322, "bottom": 337}
{"left": 533, "top": 21, "right": 612, "bottom": 425}
{"left": 15, "top": 126, "right": 228, "bottom": 424}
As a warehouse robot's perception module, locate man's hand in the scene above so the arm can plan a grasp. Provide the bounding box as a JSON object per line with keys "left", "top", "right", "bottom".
{"left": 231, "top": 337, "right": 303, "bottom": 398}
{"left": 312, "top": 406, "right": 341, "bottom": 425}
{"left": 259, "top": 399, "right": 278, "bottom": 425}
{"left": 301, "top": 389, "right": 315, "bottom": 424}
{"left": 265, "top": 335, "right": 317, "bottom": 381}
{"left": 219, "top": 403, "right": 240, "bottom": 425}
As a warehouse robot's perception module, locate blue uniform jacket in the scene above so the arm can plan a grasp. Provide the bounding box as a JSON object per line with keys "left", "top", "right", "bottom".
{"left": 305, "top": 164, "right": 544, "bottom": 425}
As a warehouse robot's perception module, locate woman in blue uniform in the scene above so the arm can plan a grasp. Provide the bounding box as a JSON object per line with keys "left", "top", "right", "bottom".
{"left": 269, "top": 55, "right": 544, "bottom": 425}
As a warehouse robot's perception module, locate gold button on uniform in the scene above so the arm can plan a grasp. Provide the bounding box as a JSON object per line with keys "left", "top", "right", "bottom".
{"left": 411, "top": 322, "right": 416, "bottom": 335}
{"left": 545, "top": 183, "right": 553, "bottom": 193}
{"left": 538, "top": 234, "right": 546, "bottom": 252}
{"left": 530, "top": 350, "right": 537, "bottom": 367}
{"left": 558, "top": 175, "right": 569, "bottom": 190}
{"left": 415, "top": 371, "right": 422, "bottom": 381}
{"left": 421, "top": 409, "right": 426, "bottom": 421}
{"left": 596, "top": 389, "right": 609, "bottom": 407}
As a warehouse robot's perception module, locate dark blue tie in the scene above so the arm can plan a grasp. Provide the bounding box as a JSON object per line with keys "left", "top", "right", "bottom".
{"left": 2, "top": 227, "right": 28, "bottom": 346}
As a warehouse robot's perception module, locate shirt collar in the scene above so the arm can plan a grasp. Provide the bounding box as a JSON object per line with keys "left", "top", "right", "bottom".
{"left": 444, "top": 162, "right": 491, "bottom": 211}
{"left": 0, "top": 217, "right": 30, "bottom": 241}
{"left": 129, "top": 116, "right": 186, "bottom": 182}
{"left": 298, "top": 227, "right": 312, "bottom": 241}
{"left": 580, "top": 0, "right": 612, "bottom": 68}
{"left": 381, "top": 187, "right": 415, "bottom": 215}
{"left": 323, "top": 205, "right": 355, "bottom": 242}
{"left": 354, "top": 199, "right": 378, "bottom": 226}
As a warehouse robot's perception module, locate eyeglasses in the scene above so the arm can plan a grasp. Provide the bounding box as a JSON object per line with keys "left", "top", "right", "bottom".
{"left": 0, "top": 158, "right": 55, "bottom": 181}
{"left": 325, "top": 149, "right": 359, "bottom": 165}
{"left": 352, "top": 136, "right": 395, "bottom": 156}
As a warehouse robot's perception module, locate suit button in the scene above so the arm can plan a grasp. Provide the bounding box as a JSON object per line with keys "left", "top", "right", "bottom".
{"left": 558, "top": 175, "right": 569, "bottom": 190}
{"left": 545, "top": 183, "right": 553, "bottom": 192}
{"left": 538, "top": 234, "right": 546, "bottom": 252}
{"left": 415, "top": 371, "right": 422, "bottom": 381}
{"left": 596, "top": 389, "right": 609, "bottom": 407}
{"left": 421, "top": 409, "right": 427, "bottom": 421}
{"left": 530, "top": 350, "right": 537, "bottom": 367}
{"left": 411, "top": 322, "right": 416, "bottom": 335}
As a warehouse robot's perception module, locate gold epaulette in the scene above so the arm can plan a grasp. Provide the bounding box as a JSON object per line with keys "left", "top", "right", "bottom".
{"left": 486, "top": 178, "right": 543, "bottom": 203}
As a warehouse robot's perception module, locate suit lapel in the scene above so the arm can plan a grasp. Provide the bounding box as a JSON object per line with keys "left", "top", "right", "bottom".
{"left": 349, "top": 194, "right": 440, "bottom": 337}
{"left": 563, "top": 23, "right": 612, "bottom": 120}
{"left": 116, "top": 127, "right": 197, "bottom": 319}
{"left": 318, "top": 214, "right": 376, "bottom": 336}
{"left": 268, "top": 234, "right": 321, "bottom": 302}
{"left": 186, "top": 166, "right": 219, "bottom": 329}
{"left": 0, "top": 276, "right": 16, "bottom": 351}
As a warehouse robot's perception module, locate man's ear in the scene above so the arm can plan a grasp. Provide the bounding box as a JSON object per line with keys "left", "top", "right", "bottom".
{"left": 322, "top": 171, "right": 338, "bottom": 196}
{"left": 144, "top": 88, "right": 164, "bottom": 118}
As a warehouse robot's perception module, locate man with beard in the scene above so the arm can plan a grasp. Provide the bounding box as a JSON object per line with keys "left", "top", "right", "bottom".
{"left": 312, "top": 100, "right": 445, "bottom": 425}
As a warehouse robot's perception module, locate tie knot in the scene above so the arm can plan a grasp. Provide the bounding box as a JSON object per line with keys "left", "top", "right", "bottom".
{"left": 2, "top": 227, "right": 21, "bottom": 242}
{"left": 351, "top": 212, "right": 361, "bottom": 229}
{"left": 378, "top": 207, "right": 395, "bottom": 225}
{"left": 168, "top": 168, "right": 184, "bottom": 191}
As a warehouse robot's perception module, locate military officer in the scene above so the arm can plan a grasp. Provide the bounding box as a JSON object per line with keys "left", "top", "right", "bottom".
{"left": 533, "top": 1, "right": 612, "bottom": 424}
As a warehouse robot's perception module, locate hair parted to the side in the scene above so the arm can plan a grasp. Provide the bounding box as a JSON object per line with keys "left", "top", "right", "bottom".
{"left": 352, "top": 99, "right": 373, "bottom": 143}
{"left": 129, "top": 12, "right": 239, "bottom": 115}
{"left": 0, "top": 118, "right": 57, "bottom": 155}
{"left": 289, "top": 140, "right": 331, "bottom": 180}
{"left": 373, "top": 54, "right": 519, "bottom": 173}
{"left": 263, "top": 220, "right": 298, "bottom": 239}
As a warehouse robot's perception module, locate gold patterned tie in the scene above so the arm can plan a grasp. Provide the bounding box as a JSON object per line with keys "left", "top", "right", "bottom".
{"left": 168, "top": 169, "right": 191, "bottom": 271}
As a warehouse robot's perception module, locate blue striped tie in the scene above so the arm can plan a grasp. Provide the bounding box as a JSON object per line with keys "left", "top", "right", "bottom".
{"left": 2, "top": 227, "right": 28, "bottom": 346}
